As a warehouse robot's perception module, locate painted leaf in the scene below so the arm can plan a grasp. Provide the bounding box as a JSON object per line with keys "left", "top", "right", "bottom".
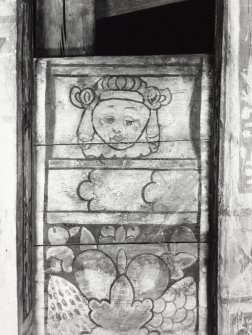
{"left": 69, "top": 227, "right": 80, "bottom": 237}
{"left": 80, "top": 227, "right": 97, "bottom": 251}
{"left": 117, "top": 249, "right": 127, "bottom": 274}
{"left": 162, "top": 252, "right": 197, "bottom": 280}
{"left": 89, "top": 275, "right": 153, "bottom": 333}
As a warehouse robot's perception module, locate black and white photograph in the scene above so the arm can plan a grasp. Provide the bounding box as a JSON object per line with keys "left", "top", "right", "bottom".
{"left": 0, "top": 1, "right": 251, "bottom": 334}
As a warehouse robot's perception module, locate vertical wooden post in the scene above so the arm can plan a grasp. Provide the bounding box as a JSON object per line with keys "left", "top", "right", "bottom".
{"left": 17, "top": 0, "right": 34, "bottom": 334}
{"left": 218, "top": 0, "right": 252, "bottom": 333}
{"left": 36, "top": 0, "right": 95, "bottom": 57}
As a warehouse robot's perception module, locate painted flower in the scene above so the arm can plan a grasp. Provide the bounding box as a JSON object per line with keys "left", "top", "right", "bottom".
{"left": 89, "top": 275, "right": 153, "bottom": 335}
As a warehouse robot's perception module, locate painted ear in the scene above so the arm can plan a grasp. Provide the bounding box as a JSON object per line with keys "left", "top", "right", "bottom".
{"left": 77, "top": 110, "right": 94, "bottom": 147}
{"left": 146, "top": 110, "right": 160, "bottom": 143}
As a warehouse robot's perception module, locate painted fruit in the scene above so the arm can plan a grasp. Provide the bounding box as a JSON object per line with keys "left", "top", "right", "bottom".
{"left": 73, "top": 250, "right": 116, "bottom": 300}
{"left": 48, "top": 227, "right": 69, "bottom": 245}
{"left": 126, "top": 254, "right": 169, "bottom": 300}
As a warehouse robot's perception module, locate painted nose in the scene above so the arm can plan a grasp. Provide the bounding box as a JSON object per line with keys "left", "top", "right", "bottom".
{"left": 112, "top": 127, "right": 122, "bottom": 134}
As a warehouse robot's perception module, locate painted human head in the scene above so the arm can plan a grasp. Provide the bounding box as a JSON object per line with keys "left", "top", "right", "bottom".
{"left": 70, "top": 76, "right": 172, "bottom": 156}
{"left": 92, "top": 99, "right": 150, "bottom": 150}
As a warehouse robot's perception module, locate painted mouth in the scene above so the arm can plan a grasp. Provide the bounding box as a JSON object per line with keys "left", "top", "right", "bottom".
{"left": 110, "top": 135, "right": 125, "bottom": 143}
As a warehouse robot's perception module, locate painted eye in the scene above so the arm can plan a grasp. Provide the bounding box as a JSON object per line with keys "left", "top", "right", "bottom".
{"left": 105, "top": 117, "right": 115, "bottom": 124}
{"left": 125, "top": 120, "right": 135, "bottom": 126}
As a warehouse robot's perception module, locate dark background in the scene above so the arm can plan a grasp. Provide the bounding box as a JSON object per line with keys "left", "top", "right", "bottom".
{"left": 96, "top": 0, "right": 215, "bottom": 55}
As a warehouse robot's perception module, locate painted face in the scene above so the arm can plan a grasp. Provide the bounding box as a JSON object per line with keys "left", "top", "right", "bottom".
{"left": 92, "top": 99, "right": 150, "bottom": 150}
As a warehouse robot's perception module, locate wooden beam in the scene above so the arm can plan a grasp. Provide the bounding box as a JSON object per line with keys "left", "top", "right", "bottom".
{"left": 218, "top": 0, "right": 252, "bottom": 333}
{"left": 36, "top": 0, "right": 95, "bottom": 57}
{"left": 96, "top": 0, "right": 188, "bottom": 19}
{"left": 17, "top": 0, "right": 34, "bottom": 334}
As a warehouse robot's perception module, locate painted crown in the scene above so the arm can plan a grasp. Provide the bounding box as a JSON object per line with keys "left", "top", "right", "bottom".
{"left": 70, "top": 76, "right": 172, "bottom": 110}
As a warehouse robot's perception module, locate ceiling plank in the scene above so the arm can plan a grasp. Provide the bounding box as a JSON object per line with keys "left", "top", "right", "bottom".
{"left": 96, "top": 0, "right": 189, "bottom": 19}
{"left": 36, "top": 0, "right": 95, "bottom": 57}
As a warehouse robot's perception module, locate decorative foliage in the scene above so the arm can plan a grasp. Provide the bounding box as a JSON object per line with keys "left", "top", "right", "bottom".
{"left": 46, "top": 243, "right": 198, "bottom": 334}
{"left": 89, "top": 275, "right": 153, "bottom": 334}
{"left": 80, "top": 227, "right": 97, "bottom": 251}
{"left": 161, "top": 253, "right": 197, "bottom": 280}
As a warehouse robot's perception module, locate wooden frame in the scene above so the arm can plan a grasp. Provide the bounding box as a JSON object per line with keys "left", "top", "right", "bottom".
{"left": 217, "top": 1, "right": 252, "bottom": 334}
{"left": 0, "top": 0, "right": 251, "bottom": 334}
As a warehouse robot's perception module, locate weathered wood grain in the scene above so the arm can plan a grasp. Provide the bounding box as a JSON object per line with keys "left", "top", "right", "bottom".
{"left": 34, "top": 243, "right": 208, "bottom": 335}
{"left": 38, "top": 142, "right": 209, "bottom": 160}
{"left": 96, "top": 0, "right": 189, "bottom": 19}
{"left": 37, "top": 54, "right": 210, "bottom": 66}
{"left": 221, "top": 302, "right": 252, "bottom": 334}
{"left": 36, "top": 0, "right": 95, "bottom": 57}
{"left": 218, "top": 0, "right": 252, "bottom": 334}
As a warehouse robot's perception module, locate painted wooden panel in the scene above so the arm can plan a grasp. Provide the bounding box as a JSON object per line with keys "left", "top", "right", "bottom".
{"left": 35, "top": 243, "right": 208, "bottom": 335}
{"left": 35, "top": 146, "right": 209, "bottom": 246}
{"left": 35, "top": 56, "right": 211, "bottom": 145}
{"left": 34, "top": 55, "right": 212, "bottom": 334}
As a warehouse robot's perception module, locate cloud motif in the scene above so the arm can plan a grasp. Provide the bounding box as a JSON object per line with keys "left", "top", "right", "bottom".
{"left": 143, "top": 171, "right": 199, "bottom": 212}
{"left": 77, "top": 169, "right": 151, "bottom": 211}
